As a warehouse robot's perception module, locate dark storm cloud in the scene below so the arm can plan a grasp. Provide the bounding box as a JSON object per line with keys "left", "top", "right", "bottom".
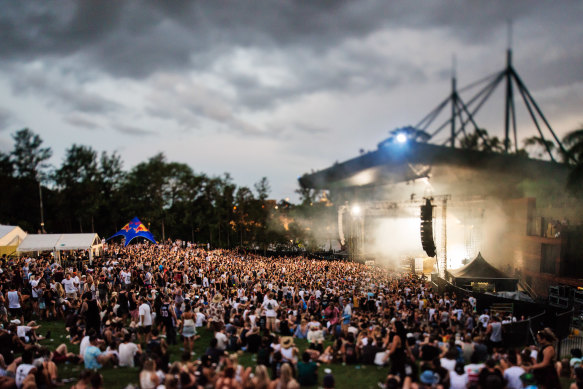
{"left": 0, "top": 1, "right": 581, "bottom": 127}
{"left": 2, "top": 1, "right": 568, "bottom": 80}
{"left": 11, "top": 68, "right": 120, "bottom": 114}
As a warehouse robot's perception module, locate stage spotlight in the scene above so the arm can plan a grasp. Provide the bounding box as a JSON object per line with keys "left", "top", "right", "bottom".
{"left": 351, "top": 204, "right": 361, "bottom": 216}
{"left": 396, "top": 133, "right": 407, "bottom": 143}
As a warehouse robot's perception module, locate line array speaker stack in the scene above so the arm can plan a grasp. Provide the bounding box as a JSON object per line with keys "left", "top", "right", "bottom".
{"left": 420, "top": 198, "right": 436, "bottom": 257}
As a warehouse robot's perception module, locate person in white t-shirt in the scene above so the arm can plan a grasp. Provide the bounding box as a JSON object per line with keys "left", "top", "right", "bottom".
{"left": 138, "top": 297, "right": 153, "bottom": 342}
{"left": 61, "top": 274, "right": 77, "bottom": 299}
{"left": 450, "top": 362, "right": 469, "bottom": 389}
{"left": 120, "top": 269, "right": 132, "bottom": 288}
{"left": 502, "top": 352, "right": 525, "bottom": 389}
{"left": 15, "top": 349, "right": 36, "bottom": 389}
{"left": 194, "top": 308, "right": 206, "bottom": 327}
{"left": 478, "top": 310, "right": 490, "bottom": 329}
{"left": 215, "top": 328, "right": 228, "bottom": 351}
{"left": 118, "top": 333, "right": 142, "bottom": 367}
{"left": 30, "top": 276, "right": 41, "bottom": 315}
{"left": 79, "top": 333, "right": 91, "bottom": 359}
{"left": 262, "top": 292, "right": 278, "bottom": 332}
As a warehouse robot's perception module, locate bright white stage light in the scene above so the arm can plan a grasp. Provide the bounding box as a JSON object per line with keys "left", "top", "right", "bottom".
{"left": 351, "top": 204, "right": 361, "bottom": 216}
{"left": 396, "top": 133, "right": 407, "bottom": 143}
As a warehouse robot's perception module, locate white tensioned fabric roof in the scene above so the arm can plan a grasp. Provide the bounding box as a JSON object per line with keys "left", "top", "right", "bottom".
{"left": 54, "top": 233, "right": 100, "bottom": 250}
{"left": 0, "top": 225, "right": 26, "bottom": 246}
{"left": 0, "top": 225, "right": 16, "bottom": 238}
{"left": 18, "top": 233, "right": 100, "bottom": 252}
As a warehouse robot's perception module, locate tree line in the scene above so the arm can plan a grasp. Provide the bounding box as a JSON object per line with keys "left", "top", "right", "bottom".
{"left": 0, "top": 128, "right": 328, "bottom": 249}
{"left": 1, "top": 126, "right": 581, "bottom": 249}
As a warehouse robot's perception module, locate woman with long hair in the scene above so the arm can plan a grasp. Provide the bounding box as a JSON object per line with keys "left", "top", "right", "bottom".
{"left": 181, "top": 302, "right": 197, "bottom": 354}
{"left": 250, "top": 365, "right": 271, "bottom": 389}
{"left": 383, "top": 320, "right": 410, "bottom": 378}
{"left": 528, "top": 328, "right": 561, "bottom": 389}
{"left": 268, "top": 363, "right": 299, "bottom": 389}
{"left": 139, "top": 359, "right": 160, "bottom": 389}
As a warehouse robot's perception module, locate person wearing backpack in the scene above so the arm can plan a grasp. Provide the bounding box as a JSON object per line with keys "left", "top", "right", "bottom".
{"left": 261, "top": 292, "right": 278, "bottom": 333}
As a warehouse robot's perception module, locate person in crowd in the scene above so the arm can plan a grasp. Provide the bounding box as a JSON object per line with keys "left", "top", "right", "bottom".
{"left": 139, "top": 358, "right": 160, "bottom": 389}
{"left": 296, "top": 352, "right": 318, "bottom": 386}
{"left": 2, "top": 243, "right": 581, "bottom": 389}
{"left": 118, "top": 333, "right": 141, "bottom": 368}
{"left": 268, "top": 362, "right": 298, "bottom": 389}
{"left": 527, "top": 328, "right": 561, "bottom": 389}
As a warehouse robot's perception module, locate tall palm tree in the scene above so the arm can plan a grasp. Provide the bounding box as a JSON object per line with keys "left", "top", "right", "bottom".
{"left": 562, "top": 127, "right": 583, "bottom": 195}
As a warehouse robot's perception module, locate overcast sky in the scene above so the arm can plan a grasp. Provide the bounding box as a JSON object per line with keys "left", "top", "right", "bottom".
{"left": 0, "top": 1, "right": 581, "bottom": 200}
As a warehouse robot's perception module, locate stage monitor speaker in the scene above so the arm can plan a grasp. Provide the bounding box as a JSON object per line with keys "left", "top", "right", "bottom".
{"left": 420, "top": 199, "right": 436, "bottom": 257}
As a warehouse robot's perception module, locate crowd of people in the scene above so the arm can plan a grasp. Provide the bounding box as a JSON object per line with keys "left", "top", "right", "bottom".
{"left": 0, "top": 242, "right": 581, "bottom": 389}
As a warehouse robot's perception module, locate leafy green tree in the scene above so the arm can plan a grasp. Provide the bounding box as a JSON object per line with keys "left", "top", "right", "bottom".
{"left": 10, "top": 128, "right": 52, "bottom": 180}
{"left": 96, "top": 151, "right": 126, "bottom": 233}
{"left": 53, "top": 144, "right": 100, "bottom": 232}
{"left": 459, "top": 128, "right": 506, "bottom": 153}
{"left": 0, "top": 151, "right": 13, "bottom": 177}
{"left": 522, "top": 136, "right": 556, "bottom": 160}
{"left": 121, "top": 153, "right": 169, "bottom": 237}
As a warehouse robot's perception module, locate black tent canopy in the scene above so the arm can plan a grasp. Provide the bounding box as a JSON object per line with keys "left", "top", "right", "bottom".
{"left": 445, "top": 253, "right": 518, "bottom": 292}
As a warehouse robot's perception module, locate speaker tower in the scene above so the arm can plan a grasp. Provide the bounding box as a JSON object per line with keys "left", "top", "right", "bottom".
{"left": 420, "top": 198, "right": 436, "bottom": 257}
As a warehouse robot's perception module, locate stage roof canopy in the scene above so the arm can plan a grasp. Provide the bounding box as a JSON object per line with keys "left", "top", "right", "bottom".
{"left": 299, "top": 141, "right": 569, "bottom": 190}
{"left": 445, "top": 252, "right": 518, "bottom": 292}
{"left": 447, "top": 252, "right": 514, "bottom": 280}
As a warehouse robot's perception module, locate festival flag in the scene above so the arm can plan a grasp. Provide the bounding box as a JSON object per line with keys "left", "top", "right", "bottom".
{"left": 107, "top": 217, "right": 157, "bottom": 246}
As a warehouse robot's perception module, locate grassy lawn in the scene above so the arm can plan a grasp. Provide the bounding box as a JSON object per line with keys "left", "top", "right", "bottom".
{"left": 36, "top": 321, "right": 576, "bottom": 389}
{"left": 36, "top": 320, "right": 388, "bottom": 388}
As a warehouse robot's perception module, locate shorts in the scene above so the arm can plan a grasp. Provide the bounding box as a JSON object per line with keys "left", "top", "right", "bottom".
{"left": 266, "top": 316, "right": 276, "bottom": 326}
{"left": 66, "top": 292, "right": 77, "bottom": 299}
{"left": 9, "top": 307, "right": 22, "bottom": 317}
{"left": 139, "top": 325, "right": 152, "bottom": 334}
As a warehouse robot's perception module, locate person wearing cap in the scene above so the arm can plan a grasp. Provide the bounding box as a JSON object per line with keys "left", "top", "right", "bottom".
{"left": 418, "top": 368, "right": 439, "bottom": 389}
{"left": 208, "top": 293, "right": 225, "bottom": 329}
{"left": 280, "top": 337, "right": 299, "bottom": 365}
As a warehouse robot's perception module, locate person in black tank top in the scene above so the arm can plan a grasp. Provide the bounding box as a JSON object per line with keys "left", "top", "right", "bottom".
{"left": 530, "top": 328, "right": 561, "bottom": 389}
{"left": 159, "top": 296, "right": 176, "bottom": 345}
{"left": 81, "top": 292, "right": 101, "bottom": 336}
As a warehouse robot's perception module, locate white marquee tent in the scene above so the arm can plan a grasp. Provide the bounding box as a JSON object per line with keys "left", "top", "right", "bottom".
{"left": 17, "top": 233, "right": 102, "bottom": 262}
{"left": 0, "top": 225, "right": 27, "bottom": 256}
